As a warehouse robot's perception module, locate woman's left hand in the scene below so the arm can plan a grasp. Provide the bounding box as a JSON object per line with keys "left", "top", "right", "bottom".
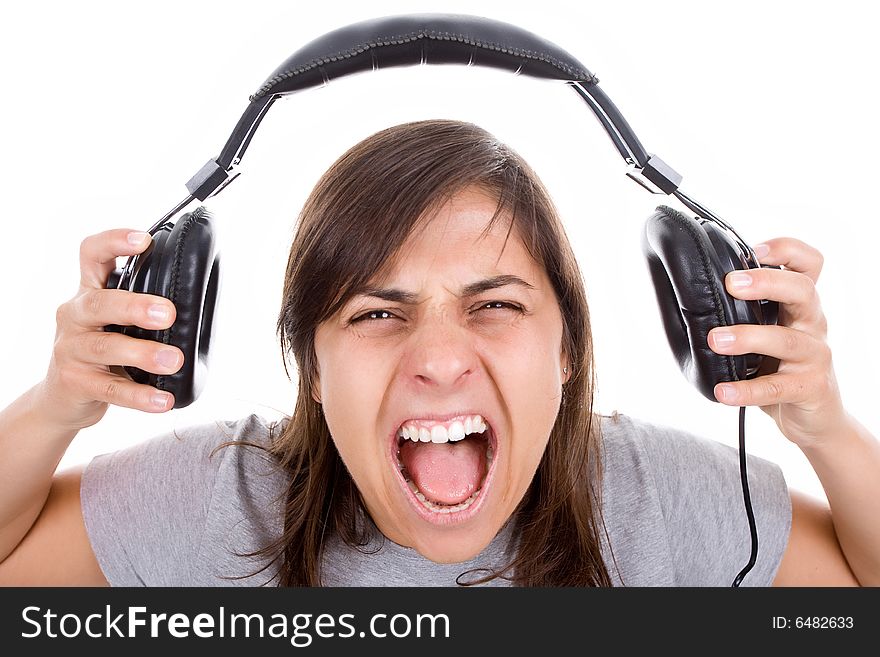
{"left": 707, "top": 237, "right": 849, "bottom": 450}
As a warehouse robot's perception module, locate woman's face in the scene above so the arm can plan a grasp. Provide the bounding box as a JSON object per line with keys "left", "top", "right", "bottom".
{"left": 313, "top": 186, "right": 569, "bottom": 563}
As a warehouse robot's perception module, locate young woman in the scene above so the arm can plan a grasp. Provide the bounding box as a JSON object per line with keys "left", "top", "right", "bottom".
{"left": 0, "top": 120, "right": 876, "bottom": 586}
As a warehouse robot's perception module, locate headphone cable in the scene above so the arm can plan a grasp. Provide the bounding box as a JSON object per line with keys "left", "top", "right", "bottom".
{"left": 731, "top": 405, "right": 758, "bottom": 587}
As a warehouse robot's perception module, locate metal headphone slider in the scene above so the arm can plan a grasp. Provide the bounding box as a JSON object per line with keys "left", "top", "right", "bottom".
{"left": 626, "top": 154, "right": 682, "bottom": 195}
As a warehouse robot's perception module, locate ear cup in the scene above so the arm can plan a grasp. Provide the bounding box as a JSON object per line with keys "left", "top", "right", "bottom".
{"left": 105, "top": 206, "right": 220, "bottom": 408}
{"left": 642, "top": 205, "right": 778, "bottom": 401}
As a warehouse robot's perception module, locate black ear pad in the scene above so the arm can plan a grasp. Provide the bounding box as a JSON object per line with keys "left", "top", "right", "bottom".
{"left": 642, "top": 205, "right": 778, "bottom": 401}
{"left": 105, "top": 206, "right": 221, "bottom": 408}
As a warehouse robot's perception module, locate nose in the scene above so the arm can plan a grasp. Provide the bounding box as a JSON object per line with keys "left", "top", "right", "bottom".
{"left": 404, "top": 315, "right": 478, "bottom": 391}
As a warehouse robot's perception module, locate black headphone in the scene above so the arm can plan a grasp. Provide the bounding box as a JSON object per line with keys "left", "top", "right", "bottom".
{"left": 105, "top": 13, "right": 779, "bottom": 409}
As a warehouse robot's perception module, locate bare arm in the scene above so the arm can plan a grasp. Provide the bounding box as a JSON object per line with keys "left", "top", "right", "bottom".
{"left": 0, "top": 463, "right": 106, "bottom": 586}
{"left": 774, "top": 417, "right": 879, "bottom": 586}
{"left": 0, "top": 229, "right": 181, "bottom": 584}
{"left": 0, "top": 384, "right": 78, "bottom": 564}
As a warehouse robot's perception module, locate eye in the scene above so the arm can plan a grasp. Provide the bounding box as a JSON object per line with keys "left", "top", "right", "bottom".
{"left": 473, "top": 301, "right": 524, "bottom": 314}
{"left": 350, "top": 309, "right": 399, "bottom": 324}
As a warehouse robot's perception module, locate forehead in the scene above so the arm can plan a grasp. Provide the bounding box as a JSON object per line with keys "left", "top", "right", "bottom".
{"left": 378, "top": 187, "right": 541, "bottom": 283}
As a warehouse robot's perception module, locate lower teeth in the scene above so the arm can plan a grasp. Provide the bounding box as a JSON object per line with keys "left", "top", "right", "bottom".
{"left": 405, "top": 478, "right": 482, "bottom": 513}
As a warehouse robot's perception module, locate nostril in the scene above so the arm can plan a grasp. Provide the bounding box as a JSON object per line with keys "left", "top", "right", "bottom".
{"left": 413, "top": 368, "right": 474, "bottom": 388}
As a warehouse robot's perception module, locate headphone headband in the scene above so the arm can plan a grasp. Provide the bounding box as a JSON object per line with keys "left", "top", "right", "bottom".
{"left": 251, "top": 13, "right": 597, "bottom": 100}
{"left": 180, "top": 13, "right": 680, "bottom": 206}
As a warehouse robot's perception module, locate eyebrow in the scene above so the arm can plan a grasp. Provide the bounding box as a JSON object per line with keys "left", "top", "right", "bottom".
{"left": 359, "top": 274, "right": 535, "bottom": 304}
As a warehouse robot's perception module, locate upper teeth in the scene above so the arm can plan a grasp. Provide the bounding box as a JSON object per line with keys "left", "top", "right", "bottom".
{"left": 397, "top": 414, "right": 488, "bottom": 443}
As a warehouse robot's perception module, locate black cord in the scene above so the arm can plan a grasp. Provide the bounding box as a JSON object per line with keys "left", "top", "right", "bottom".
{"left": 732, "top": 405, "right": 759, "bottom": 587}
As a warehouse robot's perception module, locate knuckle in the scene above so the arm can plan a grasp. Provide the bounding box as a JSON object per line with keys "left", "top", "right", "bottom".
{"left": 817, "top": 342, "right": 833, "bottom": 368}
{"left": 56, "top": 365, "right": 77, "bottom": 390}
{"left": 782, "top": 329, "right": 801, "bottom": 355}
{"left": 79, "top": 236, "right": 91, "bottom": 260}
{"left": 55, "top": 302, "right": 68, "bottom": 326}
{"left": 732, "top": 383, "right": 750, "bottom": 404}
{"left": 820, "top": 370, "right": 838, "bottom": 398}
{"left": 790, "top": 236, "right": 812, "bottom": 253}
{"left": 99, "top": 378, "right": 122, "bottom": 402}
{"left": 758, "top": 270, "right": 777, "bottom": 296}
{"left": 763, "top": 378, "right": 786, "bottom": 400}
{"left": 795, "top": 270, "right": 813, "bottom": 292}
{"left": 90, "top": 331, "right": 113, "bottom": 359}
{"left": 84, "top": 289, "right": 104, "bottom": 317}
{"left": 51, "top": 331, "right": 67, "bottom": 362}
{"left": 52, "top": 322, "right": 71, "bottom": 359}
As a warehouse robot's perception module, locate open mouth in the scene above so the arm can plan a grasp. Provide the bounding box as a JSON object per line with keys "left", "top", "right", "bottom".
{"left": 390, "top": 414, "right": 497, "bottom": 524}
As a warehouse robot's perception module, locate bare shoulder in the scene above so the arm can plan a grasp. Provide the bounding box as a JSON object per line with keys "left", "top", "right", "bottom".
{"left": 0, "top": 466, "right": 107, "bottom": 586}
{"left": 773, "top": 488, "right": 859, "bottom": 587}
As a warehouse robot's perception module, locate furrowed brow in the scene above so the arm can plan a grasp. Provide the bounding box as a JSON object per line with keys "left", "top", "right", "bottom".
{"left": 459, "top": 275, "right": 535, "bottom": 298}
{"left": 359, "top": 288, "right": 421, "bottom": 304}
{"left": 360, "top": 275, "right": 534, "bottom": 304}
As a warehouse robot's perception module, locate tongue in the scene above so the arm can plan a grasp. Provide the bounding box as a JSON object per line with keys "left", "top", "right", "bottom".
{"left": 399, "top": 435, "right": 487, "bottom": 505}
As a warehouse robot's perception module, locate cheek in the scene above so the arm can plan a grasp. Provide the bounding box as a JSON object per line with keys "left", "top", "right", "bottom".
{"left": 488, "top": 324, "right": 563, "bottom": 473}
{"left": 489, "top": 319, "right": 563, "bottom": 402}
{"left": 316, "top": 337, "right": 396, "bottom": 478}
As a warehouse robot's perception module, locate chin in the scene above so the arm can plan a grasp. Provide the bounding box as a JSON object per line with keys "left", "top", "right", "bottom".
{"left": 408, "top": 523, "right": 499, "bottom": 564}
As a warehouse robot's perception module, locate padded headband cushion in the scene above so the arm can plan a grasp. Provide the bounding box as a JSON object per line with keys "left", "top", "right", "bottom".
{"left": 152, "top": 207, "right": 218, "bottom": 407}
{"left": 251, "top": 14, "right": 597, "bottom": 100}
{"left": 642, "top": 205, "right": 739, "bottom": 401}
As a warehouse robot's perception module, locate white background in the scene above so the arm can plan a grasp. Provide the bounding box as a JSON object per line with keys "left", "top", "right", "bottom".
{"left": 0, "top": 0, "right": 877, "bottom": 504}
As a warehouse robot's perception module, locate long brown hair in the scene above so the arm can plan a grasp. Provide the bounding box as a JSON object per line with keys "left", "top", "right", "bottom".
{"left": 239, "top": 119, "right": 614, "bottom": 586}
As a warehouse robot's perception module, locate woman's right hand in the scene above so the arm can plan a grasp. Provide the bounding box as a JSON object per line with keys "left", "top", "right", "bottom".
{"left": 37, "top": 229, "right": 184, "bottom": 431}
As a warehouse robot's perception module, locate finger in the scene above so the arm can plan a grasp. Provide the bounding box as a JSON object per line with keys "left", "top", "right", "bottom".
{"left": 83, "top": 371, "right": 176, "bottom": 412}
{"left": 752, "top": 237, "right": 824, "bottom": 283}
{"left": 79, "top": 229, "right": 152, "bottom": 290}
{"left": 714, "top": 372, "right": 815, "bottom": 407}
{"left": 65, "top": 330, "right": 184, "bottom": 374}
{"left": 724, "top": 267, "right": 824, "bottom": 330}
{"left": 67, "top": 288, "right": 176, "bottom": 330}
{"left": 708, "top": 324, "right": 830, "bottom": 363}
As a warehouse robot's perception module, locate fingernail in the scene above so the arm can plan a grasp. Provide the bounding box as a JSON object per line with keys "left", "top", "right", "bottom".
{"left": 156, "top": 349, "right": 181, "bottom": 369}
{"left": 127, "top": 231, "right": 150, "bottom": 246}
{"left": 148, "top": 304, "right": 170, "bottom": 321}
{"left": 711, "top": 330, "right": 736, "bottom": 348}
{"left": 151, "top": 392, "right": 172, "bottom": 409}
{"left": 728, "top": 272, "right": 752, "bottom": 288}
{"left": 716, "top": 384, "right": 737, "bottom": 402}
{"left": 753, "top": 243, "right": 770, "bottom": 259}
